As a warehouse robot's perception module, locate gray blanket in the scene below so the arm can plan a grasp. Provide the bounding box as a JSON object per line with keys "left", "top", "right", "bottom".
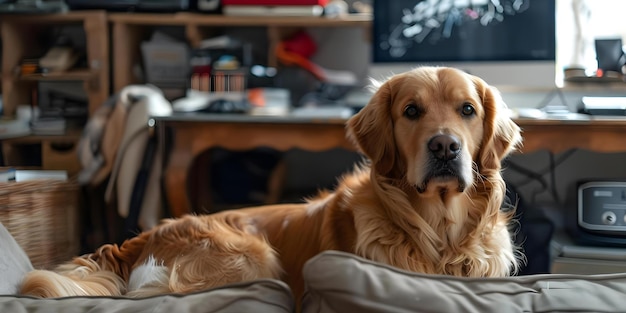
{"left": 0, "top": 223, "right": 33, "bottom": 294}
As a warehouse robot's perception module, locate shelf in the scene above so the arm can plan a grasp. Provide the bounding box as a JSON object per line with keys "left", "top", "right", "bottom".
{"left": 0, "top": 10, "right": 106, "bottom": 23}
{"left": 2, "top": 10, "right": 109, "bottom": 117}
{"left": 17, "top": 69, "right": 98, "bottom": 82}
{"left": 0, "top": 129, "right": 82, "bottom": 144}
{"left": 108, "top": 12, "right": 372, "bottom": 27}
{"left": 561, "top": 82, "right": 626, "bottom": 92}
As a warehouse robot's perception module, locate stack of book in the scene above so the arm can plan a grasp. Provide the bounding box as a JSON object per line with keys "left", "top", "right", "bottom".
{"left": 30, "top": 117, "right": 66, "bottom": 135}
{"left": 222, "top": 0, "right": 328, "bottom": 16}
{"left": 0, "top": 119, "right": 30, "bottom": 139}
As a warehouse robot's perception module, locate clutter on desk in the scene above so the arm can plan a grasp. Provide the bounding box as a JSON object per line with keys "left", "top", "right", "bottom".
{"left": 172, "top": 87, "right": 292, "bottom": 116}
{"left": 290, "top": 106, "right": 353, "bottom": 119}
{"left": 201, "top": 97, "right": 249, "bottom": 114}
{"left": 579, "top": 96, "right": 626, "bottom": 116}
{"left": 247, "top": 88, "right": 290, "bottom": 116}
{"left": 171, "top": 91, "right": 212, "bottom": 112}
{"left": 172, "top": 90, "right": 249, "bottom": 114}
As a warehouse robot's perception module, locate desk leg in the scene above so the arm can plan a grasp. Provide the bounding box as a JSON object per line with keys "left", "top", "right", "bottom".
{"left": 164, "top": 157, "right": 192, "bottom": 217}
{"left": 191, "top": 151, "right": 213, "bottom": 214}
{"left": 164, "top": 139, "right": 197, "bottom": 218}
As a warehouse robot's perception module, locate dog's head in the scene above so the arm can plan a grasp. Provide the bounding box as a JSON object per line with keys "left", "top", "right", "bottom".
{"left": 347, "top": 67, "right": 521, "bottom": 196}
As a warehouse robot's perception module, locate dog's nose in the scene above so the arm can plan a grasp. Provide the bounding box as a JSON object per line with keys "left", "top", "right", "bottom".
{"left": 428, "top": 134, "right": 461, "bottom": 161}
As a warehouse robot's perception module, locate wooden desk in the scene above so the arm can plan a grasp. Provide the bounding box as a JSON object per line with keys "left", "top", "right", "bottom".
{"left": 156, "top": 114, "right": 626, "bottom": 218}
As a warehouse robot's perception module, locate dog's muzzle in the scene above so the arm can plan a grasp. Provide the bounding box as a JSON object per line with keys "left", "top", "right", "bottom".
{"left": 416, "top": 134, "right": 466, "bottom": 193}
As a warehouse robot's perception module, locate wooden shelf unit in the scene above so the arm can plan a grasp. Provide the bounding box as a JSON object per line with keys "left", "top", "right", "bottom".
{"left": 0, "top": 11, "right": 109, "bottom": 175}
{"left": 1, "top": 10, "right": 109, "bottom": 116}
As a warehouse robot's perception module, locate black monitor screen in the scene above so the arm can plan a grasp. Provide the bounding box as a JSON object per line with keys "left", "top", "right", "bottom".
{"left": 373, "top": 0, "right": 556, "bottom": 63}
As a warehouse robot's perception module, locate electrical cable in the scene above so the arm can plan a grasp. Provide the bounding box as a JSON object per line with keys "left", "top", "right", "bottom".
{"left": 505, "top": 148, "right": 578, "bottom": 203}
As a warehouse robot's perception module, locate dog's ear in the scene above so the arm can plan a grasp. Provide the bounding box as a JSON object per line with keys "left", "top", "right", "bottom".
{"left": 346, "top": 79, "right": 398, "bottom": 176}
{"left": 473, "top": 77, "right": 522, "bottom": 173}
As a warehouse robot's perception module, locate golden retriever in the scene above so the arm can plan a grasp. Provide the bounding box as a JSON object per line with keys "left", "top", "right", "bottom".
{"left": 19, "top": 66, "right": 522, "bottom": 303}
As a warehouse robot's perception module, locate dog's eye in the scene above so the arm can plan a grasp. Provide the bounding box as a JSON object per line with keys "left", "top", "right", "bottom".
{"left": 461, "top": 103, "right": 475, "bottom": 117}
{"left": 404, "top": 104, "right": 422, "bottom": 119}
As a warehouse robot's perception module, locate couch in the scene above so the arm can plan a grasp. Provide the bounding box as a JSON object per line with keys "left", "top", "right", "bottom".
{"left": 2, "top": 221, "right": 626, "bottom": 312}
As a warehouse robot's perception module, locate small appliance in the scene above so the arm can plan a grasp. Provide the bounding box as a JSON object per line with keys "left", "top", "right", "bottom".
{"left": 568, "top": 181, "right": 626, "bottom": 246}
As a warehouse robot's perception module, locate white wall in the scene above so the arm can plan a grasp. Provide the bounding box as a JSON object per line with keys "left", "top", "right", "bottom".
{"left": 556, "top": 0, "right": 626, "bottom": 78}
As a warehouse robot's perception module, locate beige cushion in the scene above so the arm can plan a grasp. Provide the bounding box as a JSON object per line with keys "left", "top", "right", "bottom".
{"left": 0, "top": 279, "right": 294, "bottom": 313}
{"left": 302, "top": 250, "right": 626, "bottom": 313}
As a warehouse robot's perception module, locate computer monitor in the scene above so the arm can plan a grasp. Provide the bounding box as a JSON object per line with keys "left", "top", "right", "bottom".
{"left": 369, "top": 0, "right": 557, "bottom": 89}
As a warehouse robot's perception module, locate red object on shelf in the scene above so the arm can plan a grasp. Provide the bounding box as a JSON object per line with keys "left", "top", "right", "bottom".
{"left": 282, "top": 31, "right": 317, "bottom": 58}
{"left": 596, "top": 68, "right": 604, "bottom": 77}
{"left": 222, "top": 0, "right": 327, "bottom": 6}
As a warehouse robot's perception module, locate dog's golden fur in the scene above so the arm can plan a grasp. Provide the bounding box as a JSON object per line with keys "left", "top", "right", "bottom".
{"left": 20, "top": 66, "right": 522, "bottom": 302}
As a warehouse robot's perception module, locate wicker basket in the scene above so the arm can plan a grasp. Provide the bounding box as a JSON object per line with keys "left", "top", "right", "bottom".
{"left": 0, "top": 178, "right": 80, "bottom": 269}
